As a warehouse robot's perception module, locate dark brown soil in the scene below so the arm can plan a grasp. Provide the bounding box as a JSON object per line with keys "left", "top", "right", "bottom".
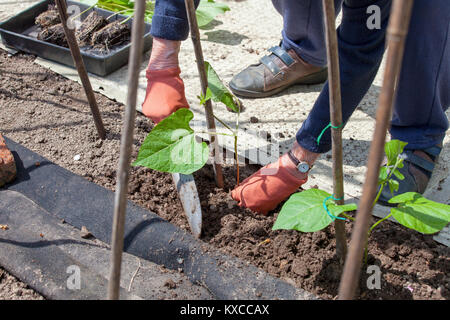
{"left": 37, "top": 23, "right": 67, "bottom": 47}
{"left": 34, "top": 9, "right": 130, "bottom": 53}
{"left": 90, "top": 20, "right": 130, "bottom": 52}
{"left": 75, "top": 11, "right": 108, "bottom": 46}
{"left": 34, "top": 5, "right": 60, "bottom": 29}
{"left": 1, "top": 51, "right": 448, "bottom": 300}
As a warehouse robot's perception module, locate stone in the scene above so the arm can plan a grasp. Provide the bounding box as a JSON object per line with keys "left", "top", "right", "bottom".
{"left": 0, "top": 134, "right": 16, "bottom": 187}
{"left": 80, "top": 226, "right": 93, "bottom": 239}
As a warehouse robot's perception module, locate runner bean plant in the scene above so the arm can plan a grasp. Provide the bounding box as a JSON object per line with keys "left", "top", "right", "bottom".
{"left": 273, "top": 139, "right": 450, "bottom": 260}
{"left": 78, "top": 0, "right": 230, "bottom": 26}
{"left": 133, "top": 62, "right": 242, "bottom": 183}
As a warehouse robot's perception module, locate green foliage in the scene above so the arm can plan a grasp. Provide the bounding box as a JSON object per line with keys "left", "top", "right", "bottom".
{"left": 133, "top": 108, "right": 209, "bottom": 174}
{"left": 389, "top": 192, "right": 450, "bottom": 234}
{"left": 77, "top": 0, "right": 229, "bottom": 25}
{"left": 273, "top": 139, "right": 449, "bottom": 245}
{"left": 204, "top": 61, "right": 239, "bottom": 112}
{"left": 384, "top": 139, "right": 407, "bottom": 167}
{"left": 272, "top": 189, "right": 357, "bottom": 232}
{"left": 197, "top": 0, "right": 230, "bottom": 28}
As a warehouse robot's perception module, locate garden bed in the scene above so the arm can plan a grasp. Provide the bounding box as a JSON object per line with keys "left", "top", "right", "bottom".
{"left": 1, "top": 50, "right": 448, "bottom": 300}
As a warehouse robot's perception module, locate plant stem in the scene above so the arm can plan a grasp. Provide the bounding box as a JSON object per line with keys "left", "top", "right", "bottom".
{"left": 234, "top": 100, "right": 240, "bottom": 186}
{"left": 197, "top": 131, "right": 234, "bottom": 137}
{"left": 106, "top": 9, "right": 129, "bottom": 20}
{"left": 369, "top": 212, "right": 393, "bottom": 234}
{"left": 213, "top": 114, "right": 235, "bottom": 134}
{"left": 70, "top": 4, "right": 96, "bottom": 22}
{"left": 372, "top": 182, "right": 385, "bottom": 208}
{"left": 341, "top": 213, "right": 355, "bottom": 221}
{"left": 120, "top": 13, "right": 134, "bottom": 24}
{"left": 234, "top": 134, "right": 239, "bottom": 186}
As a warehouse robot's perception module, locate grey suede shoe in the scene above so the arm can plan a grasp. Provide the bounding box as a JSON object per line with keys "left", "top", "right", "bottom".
{"left": 229, "top": 46, "right": 327, "bottom": 98}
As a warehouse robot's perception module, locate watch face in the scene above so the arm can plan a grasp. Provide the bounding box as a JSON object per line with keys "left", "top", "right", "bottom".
{"left": 298, "top": 162, "right": 310, "bottom": 173}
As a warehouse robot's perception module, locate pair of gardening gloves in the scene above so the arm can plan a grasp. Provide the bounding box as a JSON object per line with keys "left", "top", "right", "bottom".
{"left": 142, "top": 39, "right": 311, "bottom": 215}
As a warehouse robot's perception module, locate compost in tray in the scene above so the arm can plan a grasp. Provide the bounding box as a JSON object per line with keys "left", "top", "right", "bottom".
{"left": 35, "top": 5, "right": 131, "bottom": 55}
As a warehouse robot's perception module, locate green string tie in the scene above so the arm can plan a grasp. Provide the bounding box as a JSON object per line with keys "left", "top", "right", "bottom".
{"left": 316, "top": 122, "right": 344, "bottom": 145}
{"left": 323, "top": 195, "right": 347, "bottom": 221}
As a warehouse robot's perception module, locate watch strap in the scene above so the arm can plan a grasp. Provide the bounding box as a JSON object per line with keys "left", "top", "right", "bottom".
{"left": 287, "top": 150, "right": 300, "bottom": 166}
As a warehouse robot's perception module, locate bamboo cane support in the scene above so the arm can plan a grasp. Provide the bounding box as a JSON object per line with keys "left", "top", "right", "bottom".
{"left": 338, "top": 0, "right": 415, "bottom": 300}
{"left": 184, "top": 0, "right": 224, "bottom": 189}
{"left": 107, "top": 0, "right": 146, "bottom": 300}
{"left": 54, "top": 0, "right": 106, "bottom": 140}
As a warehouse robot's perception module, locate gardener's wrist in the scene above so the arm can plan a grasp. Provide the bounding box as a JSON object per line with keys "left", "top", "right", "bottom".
{"left": 148, "top": 37, "right": 181, "bottom": 70}
{"left": 280, "top": 142, "right": 319, "bottom": 179}
{"left": 290, "top": 141, "right": 320, "bottom": 166}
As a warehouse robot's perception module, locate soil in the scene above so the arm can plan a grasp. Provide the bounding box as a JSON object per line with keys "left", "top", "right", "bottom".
{"left": 35, "top": 8, "right": 130, "bottom": 53}
{"left": 37, "top": 23, "right": 68, "bottom": 48}
{"left": 0, "top": 50, "right": 449, "bottom": 300}
{"left": 90, "top": 20, "right": 130, "bottom": 52}
{"left": 75, "top": 11, "right": 108, "bottom": 47}
{"left": 34, "top": 5, "right": 60, "bottom": 29}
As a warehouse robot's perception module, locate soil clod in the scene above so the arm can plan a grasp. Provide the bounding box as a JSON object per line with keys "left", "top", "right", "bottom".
{"left": 75, "top": 11, "right": 108, "bottom": 46}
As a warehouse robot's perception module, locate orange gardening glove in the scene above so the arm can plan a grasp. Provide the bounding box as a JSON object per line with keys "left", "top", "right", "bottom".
{"left": 231, "top": 153, "right": 308, "bottom": 215}
{"left": 141, "top": 67, "right": 189, "bottom": 124}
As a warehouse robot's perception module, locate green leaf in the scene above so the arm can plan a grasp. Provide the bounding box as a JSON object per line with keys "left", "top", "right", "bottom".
{"left": 77, "top": 0, "right": 99, "bottom": 6}
{"left": 379, "top": 166, "right": 388, "bottom": 184}
{"left": 393, "top": 168, "right": 405, "bottom": 180}
{"left": 385, "top": 139, "right": 408, "bottom": 166}
{"left": 272, "top": 189, "right": 356, "bottom": 233}
{"left": 196, "top": 0, "right": 230, "bottom": 28}
{"left": 204, "top": 61, "right": 238, "bottom": 112}
{"left": 198, "top": 87, "right": 213, "bottom": 106}
{"left": 388, "top": 179, "right": 399, "bottom": 195}
{"left": 133, "top": 109, "right": 209, "bottom": 174}
{"left": 389, "top": 192, "right": 450, "bottom": 234}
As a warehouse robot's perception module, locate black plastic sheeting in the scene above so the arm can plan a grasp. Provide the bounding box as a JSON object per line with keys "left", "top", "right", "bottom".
{"left": 2, "top": 137, "right": 316, "bottom": 300}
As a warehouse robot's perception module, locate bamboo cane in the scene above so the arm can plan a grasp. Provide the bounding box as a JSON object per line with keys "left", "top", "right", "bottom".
{"left": 322, "top": 0, "right": 347, "bottom": 264}
{"left": 338, "top": 0, "right": 415, "bottom": 300}
{"left": 184, "top": 0, "right": 224, "bottom": 189}
{"left": 107, "top": 0, "right": 146, "bottom": 300}
{"left": 54, "top": 0, "right": 106, "bottom": 140}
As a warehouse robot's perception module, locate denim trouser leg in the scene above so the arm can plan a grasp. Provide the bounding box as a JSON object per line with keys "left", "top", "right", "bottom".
{"left": 390, "top": 0, "right": 450, "bottom": 150}
{"left": 296, "top": 0, "right": 450, "bottom": 154}
{"left": 296, "top": 0, "right": 391, "bottom": 153}
{"left": 150, "top": 0, "right": 200, "bottom": 41}
{"left": 271, "top": 0, "right": 343, "bottom": 67}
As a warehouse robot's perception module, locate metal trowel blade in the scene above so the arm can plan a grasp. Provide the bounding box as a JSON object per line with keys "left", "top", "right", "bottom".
{"left": 171, "top": 173, "right": 202, "bottom": 238}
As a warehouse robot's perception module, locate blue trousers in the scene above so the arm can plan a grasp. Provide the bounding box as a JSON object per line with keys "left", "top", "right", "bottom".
{"left": 150, "top": 0, "right": 200, "bottom": 41}
{"left": 151, "top": 0, "right": 450, "bottom": 154}
{"left": 275, "top": 0, "right": 450, "bottom": 153}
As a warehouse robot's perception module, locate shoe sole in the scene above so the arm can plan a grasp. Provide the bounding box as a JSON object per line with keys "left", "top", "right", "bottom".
{"left": 229, "top": 68, "right": 328, "bottom": 99}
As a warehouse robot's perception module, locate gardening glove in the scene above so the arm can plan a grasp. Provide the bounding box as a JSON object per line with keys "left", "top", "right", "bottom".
{"left": 231, "top": 153, "right": 309, "bottom": 215}
{"left": 142, "top": 67, "right": 189, "bottom": 124}
{"left": 142, "top": 38, "right": 189, "bottom": 124}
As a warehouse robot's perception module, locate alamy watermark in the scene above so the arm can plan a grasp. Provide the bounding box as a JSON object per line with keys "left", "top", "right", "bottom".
{"left": 367, "top": 5, "right": 381, "bottom": 30}
{"left": 366, "top": 265, "right": 381, "bottom": 290}
{"left": 66, "top": 265, "right": 81, "bottom": 290}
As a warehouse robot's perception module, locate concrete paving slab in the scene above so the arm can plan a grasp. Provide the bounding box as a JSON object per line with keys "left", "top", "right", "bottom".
{"left": 1, "top": 0, "right": 449, "bottom": 245}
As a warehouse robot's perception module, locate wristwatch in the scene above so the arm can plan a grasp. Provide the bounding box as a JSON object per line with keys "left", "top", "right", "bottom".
{"left": 287, "top": 150, "right": 313, "bottom": 173}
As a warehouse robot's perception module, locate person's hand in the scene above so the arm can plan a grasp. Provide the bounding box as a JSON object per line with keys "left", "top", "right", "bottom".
{"left": 231, "top": 142, "right": 319, "bottom": 215}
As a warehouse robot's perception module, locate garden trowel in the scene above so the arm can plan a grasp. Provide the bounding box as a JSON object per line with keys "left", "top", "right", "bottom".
{"left": 172, "top": 173, "right": 202, "bottom": 238}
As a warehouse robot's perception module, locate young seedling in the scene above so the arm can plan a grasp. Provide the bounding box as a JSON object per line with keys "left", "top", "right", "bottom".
{"left": 273, "top": 139, "right": 450, "bottom": 261}
{"left": 78, "top": 0, "right": 229, "bottom": 25}
{"left": 134, "top": 62, "right": 242, "bottom": 185}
